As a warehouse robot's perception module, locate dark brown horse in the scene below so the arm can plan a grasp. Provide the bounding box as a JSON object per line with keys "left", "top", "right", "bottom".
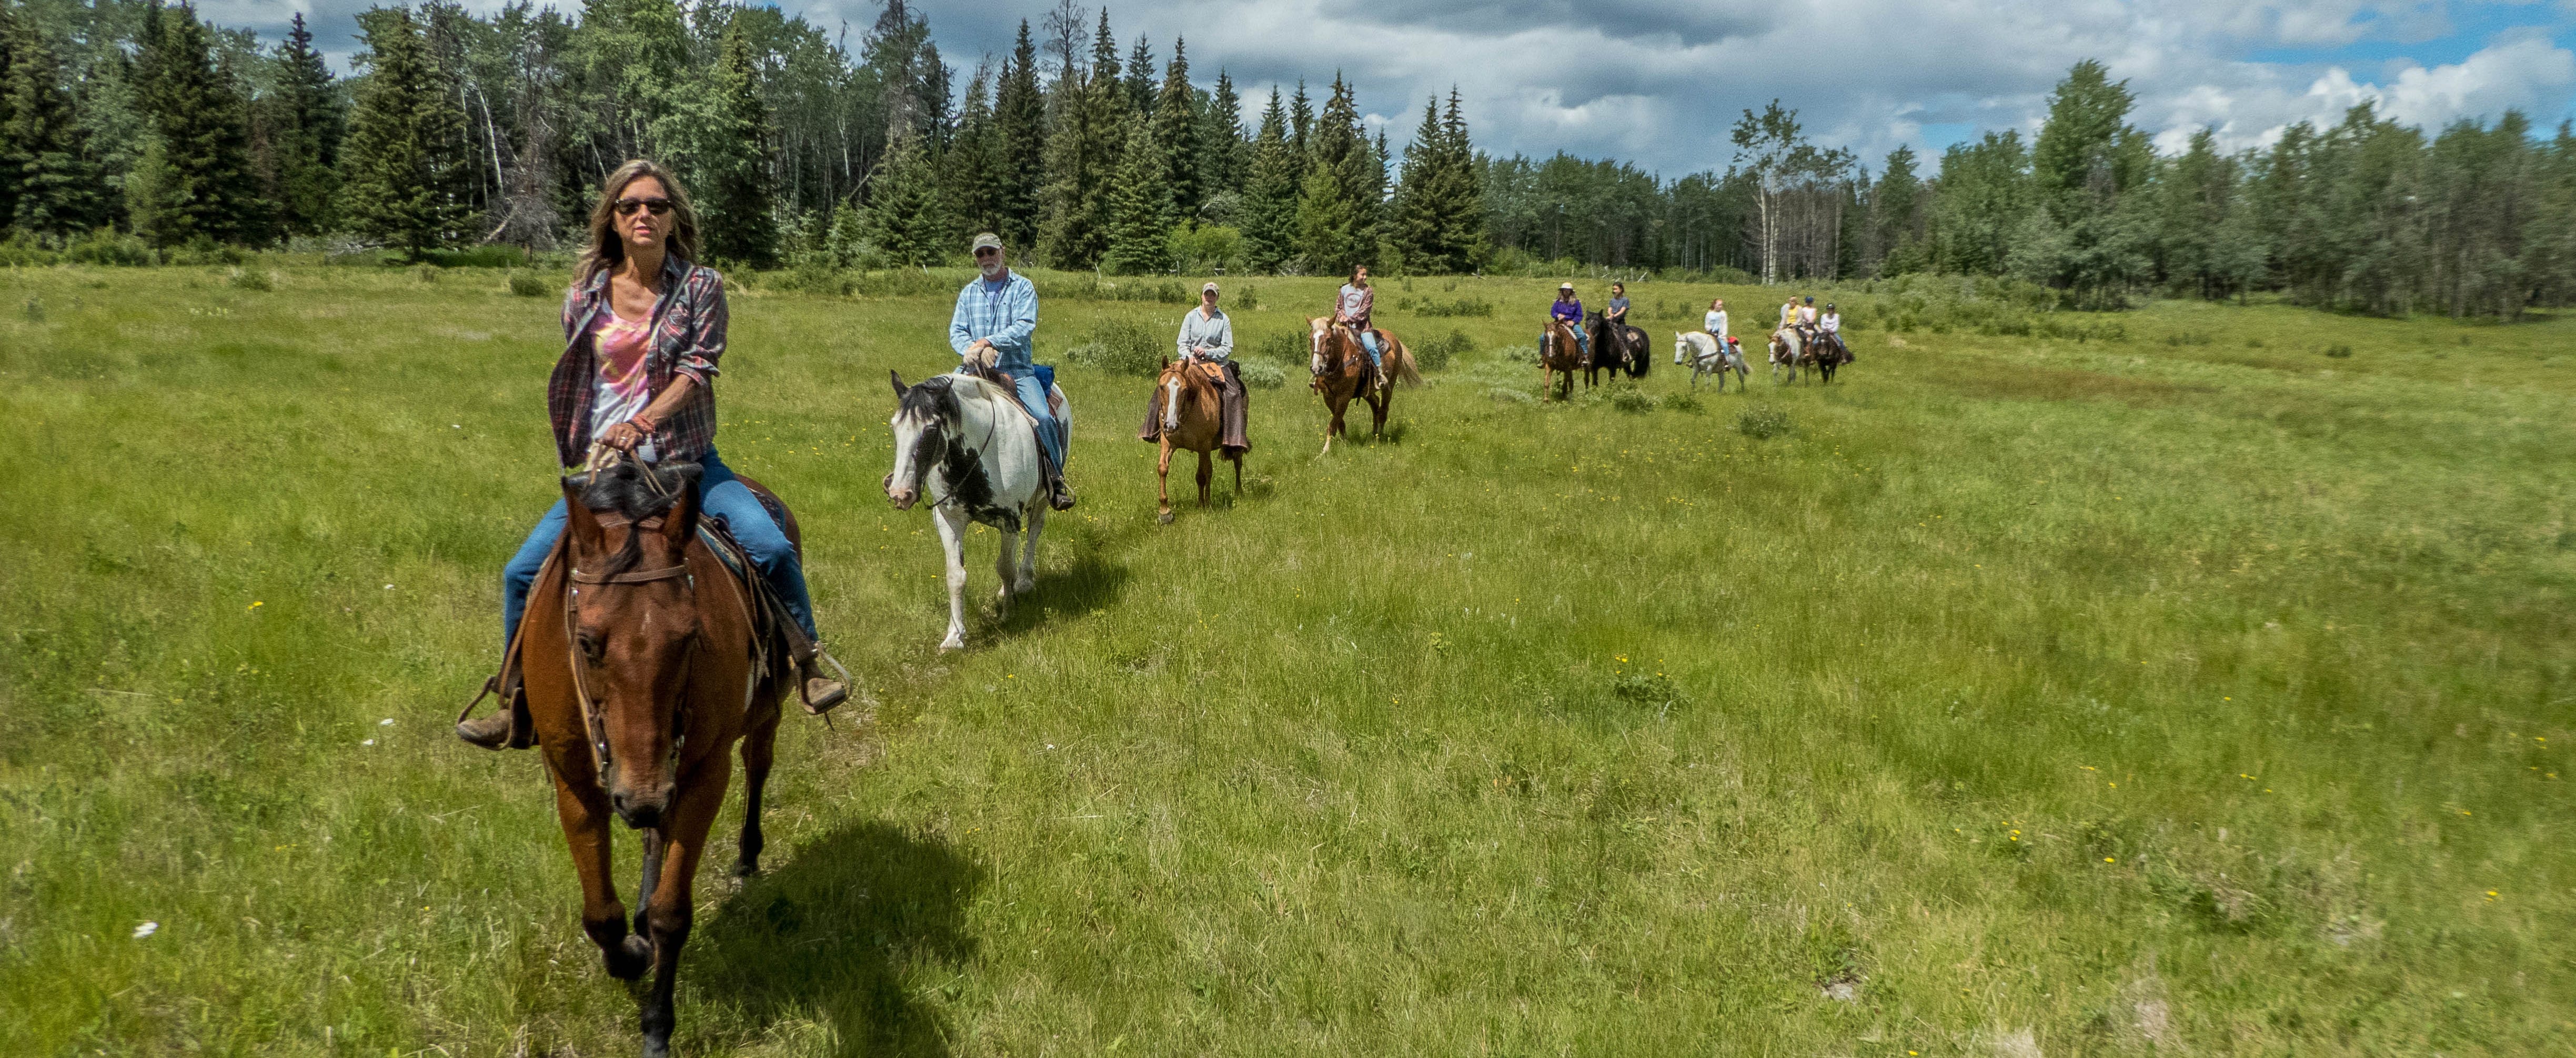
{"left": 1149, "top": 356, "right": 1239, "bottom": 523}
{"left": 519, "top": 458, "right": 793, "bottom": 1058}
{"left": 1583, "top": 309, "right": 1650, "bottom": 386}
{"left": 1307, "top": 317, "right": 1420, "bottom": 454}
{"left": 1539, "top": 317, "right": 1586, "bottom": 400}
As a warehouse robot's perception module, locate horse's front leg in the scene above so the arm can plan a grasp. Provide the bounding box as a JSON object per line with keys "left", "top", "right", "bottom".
{"left": 933, "top": 505, "right": 970, "bottom": 652}
{"left": 551, "top": 769, "right": 650, "bottom": 981}
{"left": 1195, "top": 449, "right": 1213, "bottom": 507}
{"left": 637, "top": 751, "right": 729, "bottom": 1058}
{"left": 1157, "top": 439, "right": 1176, "bottom": 524}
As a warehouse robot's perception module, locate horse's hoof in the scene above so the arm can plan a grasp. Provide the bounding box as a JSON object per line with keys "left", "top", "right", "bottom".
{"left": 937, "top": 638, "right": 964, "bottom": 654}
{"left": 605, "top": 934, "right": 651, "bottom": 980}
{"left": 730, "top": 858, "right": 758, "bottom": 878}
{"left": 642, "top": 1035, "right": 672, "bottom": 1058}
{"left": 1157, "top": 510, "right": 1174, "bottom": 525}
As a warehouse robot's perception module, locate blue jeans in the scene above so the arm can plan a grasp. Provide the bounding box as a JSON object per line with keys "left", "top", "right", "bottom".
{"left": 1356, "top": 328, "right": 1383, "bottom": 372}
{"left": 1002, "top": 366, "right": 1066, "bottom": 472}
{"left": 501, "top": 450, "right": 817, "bottom": 648}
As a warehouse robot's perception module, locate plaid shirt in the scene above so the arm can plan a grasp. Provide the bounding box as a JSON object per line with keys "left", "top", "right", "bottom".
{"left": 547, "top": 255, "right": 726, "bottom": 467}
{"left": 948, "top": 270, "right": 1039, "bottom": 369}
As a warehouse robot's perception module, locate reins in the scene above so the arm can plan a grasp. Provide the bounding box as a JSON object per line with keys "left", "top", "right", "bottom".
{"left": 562, "top": 448, "right": 700, "bottom": 785}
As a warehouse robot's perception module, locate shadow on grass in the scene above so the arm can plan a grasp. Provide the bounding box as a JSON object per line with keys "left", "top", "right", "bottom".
{"left": 696, "top": 821, "right": 982, "bottom": 1057}
{"left": 1002, "top": 545, "right": 1132, "bottom": 637}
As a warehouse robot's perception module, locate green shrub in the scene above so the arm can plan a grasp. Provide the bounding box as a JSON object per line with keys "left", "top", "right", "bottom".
{"left": 1497, "top": 344, "right": 1541, "bottom": 365}
{"left": 1607, "top": 385, "right": 1656, "bottom": 413}
{"left": 1230, "top": 285, "right": 1260, "bottom": 311}
{"left": 508, "top": 271, "right": 551, "bottom": 297}
{"left": 2324, "top": 344, "right": 2353, "bottom": 358}
{"left": 424, "top": 246, "right": 524, "bottom": 268}
{"left": 1395, "top": 295, "right": 1495, "bottom": 317}
{"left": 1738, "top": 405, "right": 1793, "bottom": 440}
{"left": 1665, "top": 392, "right": 1703, "bottom": 414}
{"left": 227, "top": 267, "right": 272, "bottom": 291}
{"left": 1062, "top": 316, "right": 1163, "bottom": 376}
{"left": 21, "top": 297, "right": 41, "bottom": 322}
{"left": 1235, "top": 359, "right": 1286, "bottom": 390}
{"left": 1487, "top": 386, "right": 1535, "bottom": 404}
{"left": 1255, "top": 330, "right": 1305, "bottom": 365}
{"left": 1411, "top": 328, "right": 1473, "bottom": 372}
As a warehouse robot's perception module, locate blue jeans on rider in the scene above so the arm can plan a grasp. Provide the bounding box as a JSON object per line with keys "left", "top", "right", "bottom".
{"left": 500, "top": 449, "right": 818, "bottom": 649}
{"left": 1356, "top": 328, "right": 1383, "bottom": 373}
{"left": 1003, "top": 365, "right": 1066, "bottom": 472}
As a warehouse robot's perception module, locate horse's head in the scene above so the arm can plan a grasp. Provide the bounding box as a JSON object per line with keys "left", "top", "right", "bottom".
{"left": 1307, "top": 317, "right": 1332, "bottom": 377}
{"left": 1158, "top": 357, "right": 1187, "bottom": 432}
{"left": 559, "top": 458, "right": 705, "bottom": 830}
{"left": 884, "top": 371, "right": 955, "bottom": 511}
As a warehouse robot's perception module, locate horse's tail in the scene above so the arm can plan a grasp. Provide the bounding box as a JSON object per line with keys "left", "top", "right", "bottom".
{"left": 1387, "top": 340, "right": 1424, "bottom": 387}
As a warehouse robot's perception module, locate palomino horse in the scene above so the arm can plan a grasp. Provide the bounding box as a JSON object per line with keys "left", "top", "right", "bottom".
{"left": 885, "top": 370, "right": 1068, "bottom": 652}
{"left": 519, "top": 457, "right": 793, "bottom": 1058}
{"left": 1769, "top": 327, "right": 1808, "bottom": 384}
{"left": 1150, "top": 356, "right": 1239, "bottom": 523}
{"left": 1676, "top": 331, "right": 1749, "bottom": 391}
{"left": 1307, "top": 317, "right": 1420, "bottom": 454}
{"left": 1539, "top": 318, "right": 1586, "bottom": 400}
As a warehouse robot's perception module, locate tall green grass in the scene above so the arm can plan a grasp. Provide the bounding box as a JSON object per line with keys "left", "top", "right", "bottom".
{"left": 2, "top": 264, "right": 2570, "bottom": 1056}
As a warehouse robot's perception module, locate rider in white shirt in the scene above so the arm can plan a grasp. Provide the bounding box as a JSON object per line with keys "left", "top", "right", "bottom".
{"left": 1692, "top": 298, "right": 1729, "bottom": 364}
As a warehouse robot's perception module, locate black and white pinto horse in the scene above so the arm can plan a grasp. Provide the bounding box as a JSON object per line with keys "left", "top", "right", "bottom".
{"left": 1768, "top": 326, "right": 1808, "bottom": 384}
{"left": 884, "top": 370, "right": 1071, "bottom": 652}
{"left": 1675, "top": 331, "right": 1749, "bottom": 391}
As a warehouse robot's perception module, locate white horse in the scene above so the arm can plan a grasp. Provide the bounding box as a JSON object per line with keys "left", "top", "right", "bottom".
{"left": 884, "top": 370, "right": 1071, "bottom": 652}
{"left": 1769, "top": 327, "right": 1807, "bottom": 384}
{"left": 1675, "top": 331, "right": 1748, "bottom": 391}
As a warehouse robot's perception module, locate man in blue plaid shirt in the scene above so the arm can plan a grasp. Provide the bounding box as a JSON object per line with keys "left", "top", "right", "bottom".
{"left": 950, "top": 232, "right": 1075, "bottom": 510}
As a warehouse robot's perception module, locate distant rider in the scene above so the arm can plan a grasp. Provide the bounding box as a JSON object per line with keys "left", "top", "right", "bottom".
{"left": 1690, "top": 297, "right": 1730, "bottom": 364}
{"left": 1333, "top": 264, "right": 1384, "bottom": 386}
{"left": 1819, "top": 301, "right": 1847, "bottom": 359}
{"left": 1143, "top": 282, "right": 1250, "bottom": 455}
{"left": 949, "top": 232, "right": 1075, "bottom": 510}
{"left": 1549, "top": 283, "right": 1591, "bottom": 361}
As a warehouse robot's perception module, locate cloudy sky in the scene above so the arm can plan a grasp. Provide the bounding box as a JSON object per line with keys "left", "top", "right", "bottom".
{"left": 204, "top": 0, "right": 2576, "bottom": 177}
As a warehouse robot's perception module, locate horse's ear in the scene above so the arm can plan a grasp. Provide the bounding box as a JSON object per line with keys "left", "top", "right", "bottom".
{"left": 561, "top": 477, "right": 605, "bottom": 553}
{"left": 1160, "top": 356, "right": 1170, "bottom": 371}
{"left": 890, "top": 370, "right": 908, "bottom": 400}
{"left": 659, "top": 471, "right": 701, "bottom": 547}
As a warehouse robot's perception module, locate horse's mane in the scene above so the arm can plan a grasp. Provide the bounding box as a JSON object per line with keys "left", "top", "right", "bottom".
{"left": 567, "top": 459, "right": 702, "bottom": 575}
{"left": 898, "top": 373, "right": 963, "bottom": 425}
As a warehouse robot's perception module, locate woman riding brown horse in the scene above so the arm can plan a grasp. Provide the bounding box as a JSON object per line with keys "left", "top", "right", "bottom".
{"left": 1308, "top": 316, "right": 1420, "bottom": 453}
{"left": 522, "top": 457, "right": 792, "bottom": 1058}
{"left": 1540, "top": 317, "right": 1585, "bottom": 400}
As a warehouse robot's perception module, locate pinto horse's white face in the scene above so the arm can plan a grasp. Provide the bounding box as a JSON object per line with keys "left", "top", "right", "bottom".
{"left": 884, "top": 372, "right": 948, "bottom": 511}
{"left": 1309, "top": 318, "right": 1331, "bottom": 377}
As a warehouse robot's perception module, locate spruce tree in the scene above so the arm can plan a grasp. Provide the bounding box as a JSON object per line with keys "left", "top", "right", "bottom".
{"left": 1150, "top": 38, "right": 1200, "bottom": 223}
{"left": 3, "top": 14, "right": 112, "bottom": 237}
{"left": 1240, "top": 88, "right": 1298, "bottom": 271}
{"left": 1038, "top": 10, "right": 1123, "bottom": 268}
{"left": 1294, "top": 75, "right": 1374, "bottom": 273}
{"left": 1198, "top": 70, "right": 1244, "bottom": 206}
{"left": 1871, "top": 145, "right": 1928, "bottom": 275}
{"left": 129, "top": 1, "right": 267, "bottom": 246}
{"left": 1435, "top": 89, "right": 1484, "bottom": 269}
{"left": 268, "top": 13, "right": 343, "bottom": 236}
{"left": 862, "top": 137, "right": 950, "bottom": 266}
{"left": 339, "top": 6, "right": 473, "bottom": 259}
{"left": 1289, "top": 79, "right": 1312, "bottom": 160}
{"left": 944, "top": 70, "right": 1002, "bottom": 238}
{"left": 992, "top": 22, "right": 1046, "bottom": 250}
{"left": 1102, "top": 121, "right": 1173, "bottom": 274}
{"left": 698, "top": 24, "right": 780, "bottom": 267}
{"left": 1395, "top": 97, "right": 1446, "bottom": 269}
{"left": 1123, "top": 35, "right": 1155, "bottom": 118}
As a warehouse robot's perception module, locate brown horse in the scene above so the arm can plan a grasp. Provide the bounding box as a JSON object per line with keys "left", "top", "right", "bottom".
{"left": 1307, "top": 317, "right": 1420, "bottom": 454}
{"left": 518, "top": 458, "right": 793, "bottom": 1058}
{"left": 1150, "top": 356, "right": 1240, "bottom": 523}
{"left": 1540, "top": 318, "right": 1587, "bottom": 400}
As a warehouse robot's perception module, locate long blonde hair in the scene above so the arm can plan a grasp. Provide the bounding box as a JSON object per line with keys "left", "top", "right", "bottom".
{"left": 575, "top": 159, "right": 702, "bottom": 285}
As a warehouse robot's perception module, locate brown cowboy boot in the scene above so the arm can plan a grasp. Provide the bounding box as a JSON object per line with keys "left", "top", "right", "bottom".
{"left": 455, "top": 671, "right": 532, "bottom": 750}
{"left": 799, "top": 646, "right": 850, "bottom": 716}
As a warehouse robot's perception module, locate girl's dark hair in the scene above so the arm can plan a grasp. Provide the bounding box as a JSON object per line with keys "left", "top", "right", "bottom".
{"left": 576, "top": 159, "right": 703, "bottom": 286}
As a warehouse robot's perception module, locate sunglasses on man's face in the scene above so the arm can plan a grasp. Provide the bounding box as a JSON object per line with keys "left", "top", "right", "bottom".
{"left": 615, "top": 197, "right": 674, "bottom": 217}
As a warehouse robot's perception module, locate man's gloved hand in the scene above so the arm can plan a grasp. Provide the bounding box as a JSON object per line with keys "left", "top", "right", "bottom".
{"left": 964, "top": 342, "right": 999, "bottom": 373}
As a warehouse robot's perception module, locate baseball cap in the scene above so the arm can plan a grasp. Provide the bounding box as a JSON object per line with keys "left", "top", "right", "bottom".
{"left": 969, "top": 233, "right": 1004, "bottom": 254}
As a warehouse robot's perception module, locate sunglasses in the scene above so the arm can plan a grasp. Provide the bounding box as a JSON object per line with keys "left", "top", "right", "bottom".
{"left": 614, "top": 197, "right": 673, "bottom": 217}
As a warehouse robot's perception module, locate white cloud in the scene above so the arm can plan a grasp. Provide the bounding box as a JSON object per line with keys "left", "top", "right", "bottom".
{"left": 236, "top": 0, "right": 2576, "bottom": 175}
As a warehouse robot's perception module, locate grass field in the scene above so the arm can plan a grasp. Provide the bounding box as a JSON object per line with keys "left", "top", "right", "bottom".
{"left": 3, "top": 261, "right": 2572, "bottom": 1057}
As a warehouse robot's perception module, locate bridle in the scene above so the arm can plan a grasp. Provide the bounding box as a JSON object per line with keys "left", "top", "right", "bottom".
{"left": 564, "top": 450, "right": 701, "bottom": 783}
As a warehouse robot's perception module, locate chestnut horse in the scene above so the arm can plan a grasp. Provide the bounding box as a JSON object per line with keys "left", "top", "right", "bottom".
{"left": 1307, "top": 317, "right": 1421, "bottom": 454}
{"left": 1151, "top": 356, "right": 1239, "bottom": 523}
{"left": 1539, "top": 318, "right": 1586, "bottom": 400}
{"left": 519, "top": 457, "right": 792, "bottom": 1058}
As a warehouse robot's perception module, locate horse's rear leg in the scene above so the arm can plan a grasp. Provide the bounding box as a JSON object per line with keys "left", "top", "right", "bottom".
{"left": 992, "top": 520, "right": 1020, "bottom": 617}
{"left": 638, "top": 752, "right": 729, "bottom": 1058}
{"left": 1368, "top": 391, "right": 1391, "bottom": 439}
{"left": 1017, "top": 507, "right": 1044, "bottom": 597}
{"left": 1230, "top": 451, "right": 1242, "bottom": 496}
{"left": 733, "top": 699, "right": 781, "bottom": 877}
